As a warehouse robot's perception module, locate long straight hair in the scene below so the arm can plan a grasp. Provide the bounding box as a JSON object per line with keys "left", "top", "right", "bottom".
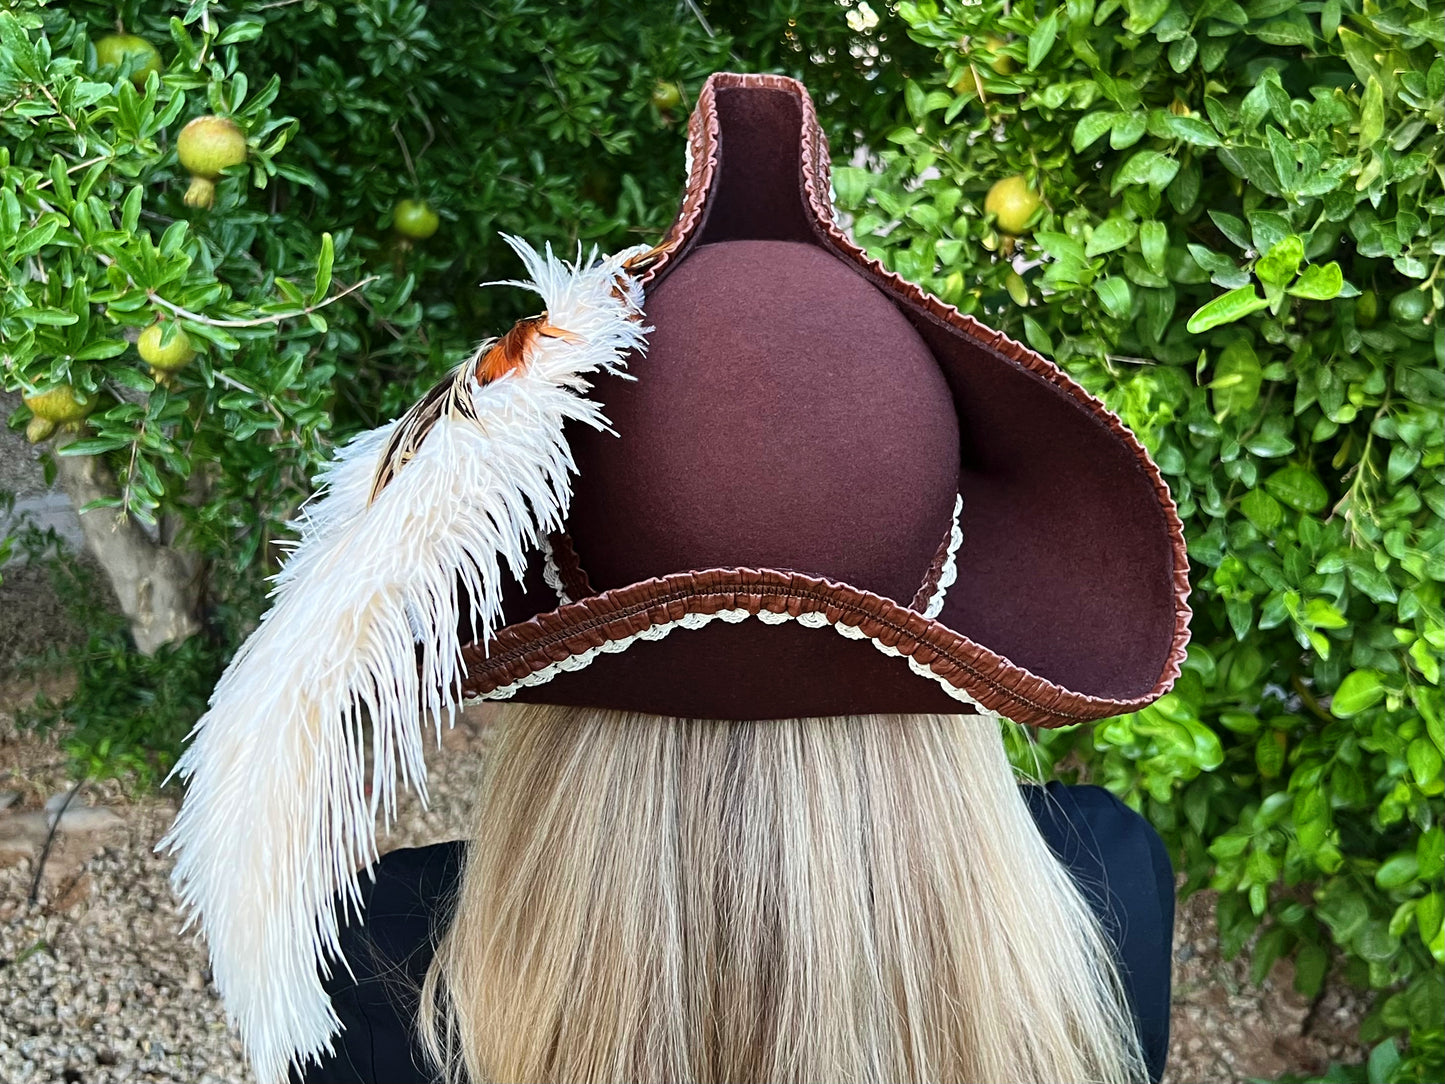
{"left": 420, "top": 705, "right": 1148, "bottom": 1083}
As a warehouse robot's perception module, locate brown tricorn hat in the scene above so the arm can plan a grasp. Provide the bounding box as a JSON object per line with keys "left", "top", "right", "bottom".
{"left": 461, "top": 72, "right": 1192, "bottom": 727}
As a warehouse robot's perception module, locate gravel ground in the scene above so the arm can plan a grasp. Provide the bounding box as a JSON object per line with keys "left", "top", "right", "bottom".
{"left": 1, "top": 698, "right": 1366, "bottom": 1084}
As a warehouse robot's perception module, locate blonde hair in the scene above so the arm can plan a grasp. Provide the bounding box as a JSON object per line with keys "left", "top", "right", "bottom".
{"left": 421, "top": 705, "right": 1148, "bottom": 1084}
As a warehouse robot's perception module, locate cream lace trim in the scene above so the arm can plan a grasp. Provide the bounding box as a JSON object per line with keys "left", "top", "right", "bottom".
{"left": 539, "top": 535, "right": 571, "bottom": 606}
{"left": 920, "top": 494, "right": 964, "bottom": 620}
{"left": 473, "top": 603, "right": 994, "bottom": 717}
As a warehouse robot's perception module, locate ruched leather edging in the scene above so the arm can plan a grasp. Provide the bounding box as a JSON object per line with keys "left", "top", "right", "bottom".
{"left": 462, "top": 567, "right": 1177, "bottom": 728}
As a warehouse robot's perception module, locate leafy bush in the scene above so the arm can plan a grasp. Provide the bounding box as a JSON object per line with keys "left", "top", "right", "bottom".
{"left": 1, "top": 0, "right": 914, "bottom": 772}
{"left": 833, "top": 0, "right": 1443, "bottom": 1074}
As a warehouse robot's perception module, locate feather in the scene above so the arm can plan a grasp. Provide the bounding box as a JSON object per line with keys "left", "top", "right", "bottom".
{"left": 157, "top": 237, "right": 650, "bottom": 1084}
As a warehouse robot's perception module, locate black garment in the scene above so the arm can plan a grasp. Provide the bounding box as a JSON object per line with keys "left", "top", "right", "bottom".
{"left": 297, "top": 783, "right": 1174, "bottom": 1084}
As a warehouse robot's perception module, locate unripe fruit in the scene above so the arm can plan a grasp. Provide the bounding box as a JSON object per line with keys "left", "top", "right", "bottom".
{"left": 392, "top": 199, "right": 440, "bottom": 241}
{"left": 24, "top": 385, "right": 93, "bottom": 427}
{"left": 984, "top": 175, "right": 1042, "bottom": 236}
{"left": 983, "top": 35, "right": 1015, "bottom": 75}
{"left": 177, "top": 116, "right": 247, "bottom": 210}
{"left": 94, "top": 33, "right": 161, "bottom": 87}
{"left": 26, "top": 417, "right": 56, "bottom": 444}
{"left": 650, "top": 80, "right": 683, "bottom": 112}
{"left": 1355, "top": 289, "right": 1378, "bottom": 328}
{"left": 138, "top": 322, "right": 196, "bottom": 373}
{"left": 1390, "top": 289, "right": 1426, "bottom": 325}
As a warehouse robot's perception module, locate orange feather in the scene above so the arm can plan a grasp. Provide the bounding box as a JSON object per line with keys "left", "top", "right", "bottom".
{"left": 474, "top": 315, "right": 581, "bottom": 384}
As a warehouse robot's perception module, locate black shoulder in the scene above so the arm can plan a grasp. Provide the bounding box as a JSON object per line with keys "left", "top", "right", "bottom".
{"left": 346, "top": 842, "right": 467, "bottom": 963}
{"left": 1022, "top": 782, "right": 1176, "bottom": 1084}
{"left": 293, "top": 841, "right": 466, "bottom": 1084}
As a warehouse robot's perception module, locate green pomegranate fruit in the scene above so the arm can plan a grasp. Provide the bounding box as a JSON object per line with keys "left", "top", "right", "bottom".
{"left": 24, "top": 385, "right": 93, "bottom": 429}
{"left": 650, "top": 80, "right": 683, "bottom": 111}
{"left": 984, "top": 175, "right": 1042, "bottom": 236}
{"left": 1390, "top": 288, "right": 1427, "bottom": 325}
{"left": 138, "top": 322, "right": 197, "bottom": 373}
{"left": 94, "top": 33, "right": 161, "bottom": 87}
{"left": 948, "top": 34, "right": 1014, "bottom": 95}
{"left": 26, "top": 417, "right": 57, "bottom": 444}
{"left": 1355, "top": 289, "right": 1379, "bottom": 328}
{"left": 392, "top": 199, "right": 440, "bottom": 241}
{"left": 177, "top": 116, "right": 248, "bottom": 209}
{"left": 982, "top": 35, "right": 1015, "bottom": 75}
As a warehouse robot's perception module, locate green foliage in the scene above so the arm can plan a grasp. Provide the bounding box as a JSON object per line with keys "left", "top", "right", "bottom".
{"left": 1, "top": 1, "right": 915, "bottom": 682}
{"left": 21, "top": 559, "right": 229, "bottom": 787}
{"left": 838, "top": 0, "right": 1443, "bottom": 1072}
{"left": 0, "top": 495, "right": 226, "bottom": 783}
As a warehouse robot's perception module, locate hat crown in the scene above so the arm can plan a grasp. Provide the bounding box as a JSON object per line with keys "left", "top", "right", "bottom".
{"left": 566, "top": 238, "right": 960, "bottom": 608}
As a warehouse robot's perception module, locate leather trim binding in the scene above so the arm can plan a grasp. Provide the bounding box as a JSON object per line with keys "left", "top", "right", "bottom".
{"left": 544, "top": 531, "right": 593, "bottom": 602}
{"left": 477, "top": 598, "right": 995, "bottom": 719}
{"left": 910, "top": 494, "right": 962, "bottom": 616}
{"left": 461, "top": 567, "right": 1173, "bottom": 728}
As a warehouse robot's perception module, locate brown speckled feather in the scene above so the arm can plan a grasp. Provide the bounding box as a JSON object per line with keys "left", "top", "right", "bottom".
{"left": 366, "top": 360, "right": 482, "bottom": 506}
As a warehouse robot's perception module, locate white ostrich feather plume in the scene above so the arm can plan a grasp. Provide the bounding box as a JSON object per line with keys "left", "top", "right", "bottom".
{"left": 158, "top": 237, "right": 650, "bottom": 1084}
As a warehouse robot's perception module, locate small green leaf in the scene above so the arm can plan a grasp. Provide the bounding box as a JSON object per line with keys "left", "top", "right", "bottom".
{"left": 1418, "top": 893, "right": 1444, "bottom": 945}
{"left": 1211, "top": 339, "right": 1262, "bottom": 415}
{"left": 120, "top": 185, "right": 143, "bottom": 235}
{"left": 1287, "top": 262, "right": 1344, "bottom": 300}
{"left": 1111, "top": 150, "right": 1180, "bottom": 195}
{"left": 1139, "top": 221, "right": 1167, "bottom": 273}
{"left": 1022, "top": 314, "right": 1054, "bottom": 355}
{"left": 1239, "top": 489, "right": 1282, "bottom": 532}
{"left": 1028, "top": 9, "right": 1059, "bottom": 69}
{"left": 311, "top": 232, "right": 335, "bottom": 305}
{"left": 1093, "top": 276, "right": 1132, "bottom": 318}
{"left": 1072, "top": 111, "right": 1118, "bottom": 153}
{"left": 1359, "top": 75, "right": 1385, "bottom": 151}
{"left": 1331, "top": 670, "right": 1385, "bottom": 717}
{"left": 17, "top": 307, "right": 80, "bottom": 327}
{"left": 1168, "top": 35, "right": 1197, "bottom": 72}
{"left": 1255, "top": 234, "right": 1305, "bottom": 287}
{"left": 1264, "top": 464, "right": 1329, "bottom": 512}
{"left": 832, "top": 166, "right": 872, "bottom": 208}
{"left": 1408, "top": 738, "right": 1443, "bottom": 789}
{"left": 1110, "top": 111, "right": 1147, "bottom": 150}
{"left": 1367, "top": 1040, "right": 1402, "bottom": 1084}
{"left": 1085, "top": 217, "right": 1137, "bottom": 257}
{"left": 1187, "top": 286, "right": 1268, "bottom": 332}
{"left": 1303, "top": 598, "right": 1348, "bottom": 629}
{"left": 73, "top": 339, "right": 128, "bottom": 361}
{"left": 1254, "top": 19, "right": 1314, "bottom": 46}
{"left": 1244, "top": 431, "right": 1294, "bottom": 457}
{"left": 1375, "top": 854, "right": 1420, "bottom": 891}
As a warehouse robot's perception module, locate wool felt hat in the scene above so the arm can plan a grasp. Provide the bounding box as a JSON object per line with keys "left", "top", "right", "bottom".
{"left": 461, "top": 72, "right": 1192, "bottom": 727}
{"left": 163, "top": 71, "right": 1192, "bottom": 1083}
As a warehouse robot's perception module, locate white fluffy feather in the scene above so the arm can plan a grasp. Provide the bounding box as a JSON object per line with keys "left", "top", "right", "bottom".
{"left": 158, "top": 238, "right": 649, "bottom": 1084}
